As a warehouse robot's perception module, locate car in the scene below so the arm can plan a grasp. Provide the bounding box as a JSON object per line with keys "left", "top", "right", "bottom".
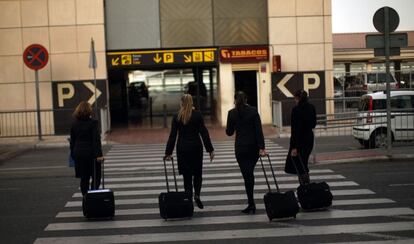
{"left": 365, "top": 72, "right": 399, "bottom": 93}
{"left": 352, "top": 90, "right": 414, "bottom": 148}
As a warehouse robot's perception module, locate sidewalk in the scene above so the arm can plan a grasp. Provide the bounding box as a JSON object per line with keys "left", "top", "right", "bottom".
{"left": 1, "top": 126, "right": 413, "bottom": 164}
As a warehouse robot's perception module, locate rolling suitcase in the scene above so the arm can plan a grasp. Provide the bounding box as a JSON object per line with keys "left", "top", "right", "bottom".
{"left": 260, "top": 154, "right": 299, "bottom": 221}
{"left": 83, "top": 159, "right": 115, "bottom": 219}
{"left": 158, "top": 157, "right": 194, "bottom": 220}
{"left": 291, "top": 156, "right": 333, "bottom": 211}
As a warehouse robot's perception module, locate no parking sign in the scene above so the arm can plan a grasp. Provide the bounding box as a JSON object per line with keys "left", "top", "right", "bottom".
{"left": 23, "top": 44, "right": 49, "bottom": 70}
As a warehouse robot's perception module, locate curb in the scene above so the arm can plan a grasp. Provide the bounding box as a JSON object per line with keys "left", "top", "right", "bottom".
{"left": 313, "top": 154, "right": 414, "bottom": 165}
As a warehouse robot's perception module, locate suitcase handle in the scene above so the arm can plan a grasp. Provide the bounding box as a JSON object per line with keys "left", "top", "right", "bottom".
{"left": 163, "top": 157, "right": 179, "bottom": 192}
{"left": 290, "top": 154, "right": 308, "bottom": 186}
{"left": 259, "top": 154, "right": 280, "bottom": 193}
{"left": 93, "top": 158, "right": 105, "bottom": 189}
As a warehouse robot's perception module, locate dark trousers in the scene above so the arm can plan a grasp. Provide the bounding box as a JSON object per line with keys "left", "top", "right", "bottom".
{"left": 236, "top": 149, "right": 259, "bottom": 205}
{"left": 183, "top": 169, "right": 202, "bottom": 199}
{"left": 80, "top": 161, "right": 102, "bottom": 196}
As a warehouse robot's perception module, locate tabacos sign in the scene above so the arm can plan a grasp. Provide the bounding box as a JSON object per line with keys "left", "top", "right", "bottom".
{"left": 220, "top": 46, "right": 269, "bottom": 63}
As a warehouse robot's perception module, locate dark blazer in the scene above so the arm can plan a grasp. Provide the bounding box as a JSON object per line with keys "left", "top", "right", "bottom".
{"left": 165, "top": 111, "right": 214, "bottom": 174}
{"left": 285, "top": 101, "right": 316, "bottom": 174}
{"left": 226, "top": 105, "right": 265, "bottom": 151}
{"left": 290, "top": 101, "right": 316, "bottom": 150}
{"left": 70, "top": 118, "right": 103, "bottom": 178}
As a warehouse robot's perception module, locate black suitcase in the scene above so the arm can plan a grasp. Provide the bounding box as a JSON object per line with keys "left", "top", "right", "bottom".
{"left": 158, "top": 157, "right": 194, "bottom": 220}
{"left": 83, "top": 160, "right": 115, "bottom": 219}
{"left": 291, "top": 156, "right": 333, "bottom": 211}
{"left": 260, "top": 155, "right": 299, "bottom": 220}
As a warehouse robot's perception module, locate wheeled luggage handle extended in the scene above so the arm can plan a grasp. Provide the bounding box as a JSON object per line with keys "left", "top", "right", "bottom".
{"left": 93, "top": 158, "right": 105, "bottom": 189}
{"left": 163, "top": 157, "right": 179, "bottom": 192}
{"left": 290, "top": 154, "right": 309, "bottom": 186}
{"left": 259, "top": 154, "right": 280, "bottom": 193}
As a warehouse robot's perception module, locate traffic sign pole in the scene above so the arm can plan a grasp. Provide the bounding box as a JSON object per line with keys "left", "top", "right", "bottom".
{"left": 35, "top": 70, "right": 42, "bottom": 140}
{"left": 384, "top": 7, "right": 392, "bottom": 155}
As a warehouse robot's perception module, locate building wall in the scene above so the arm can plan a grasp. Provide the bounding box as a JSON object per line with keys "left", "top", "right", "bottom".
{"left": 0, "top": 0, "right": 107, "bottom": 112}
{"left": 268, "top": 0, "right": 333, "bottom": 115}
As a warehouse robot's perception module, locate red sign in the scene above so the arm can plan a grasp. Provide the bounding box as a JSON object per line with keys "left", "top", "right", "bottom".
{"left": 23, "top": 44, "right": 49, "bottom": 70}
{"left": 220, "top": 46, "right": 269, "bottom": 63}
{"left": 272, "top": 55, "right": 281, "bottom": 72}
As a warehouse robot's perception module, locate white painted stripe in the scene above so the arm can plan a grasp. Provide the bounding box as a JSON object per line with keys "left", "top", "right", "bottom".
{"left": 389, "top": 183, "right": 414, "bottom": 187}
{"left": 325, "top": 240, "right": 414, "bottom": 244}
{"left": 103, "top": 168, "right": 334, "bottom": 176}
{"left": 65, "top": 189, "right": 375, "bottom": 207}
{"left": 72, "top": 181, "right": 357, "bottom": 197}
{"left": 106, "top": 147, "right": 286, "bottom": 155}
{"left": 103, "top": 170, "right": 335, "bottom": 182}
{"left": 104, "top": 159, "right": 286, "bottom": 166}
{"left": 46, "top": 208, "right": 414, "bottom": 231}
{"left": 101, "top": 175, "right": 345, "bottom": 187}
{"left": 106, "top": 149, "right": 288, "bottom": 157}
{"left": 104, "top": 163, "right": 287, "bottom": 172}
{"left": 56, "top": 198, "right": 395, "bottom": 218}
{"left": 0, "top": 166, "right": 65, "bottom": 171}
{"left": 33, "top": 222, "right": 414, "bottom": 244}
{"left": 110, "top": 140, "right": 275, "bottom": 149}
{"left": 105, "top": 154, "right": 287, "bottom": 161}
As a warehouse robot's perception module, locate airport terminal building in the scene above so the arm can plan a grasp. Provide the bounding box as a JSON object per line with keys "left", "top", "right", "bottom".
{"left": 1, "top": 0, "right": 334, "bottom": 136}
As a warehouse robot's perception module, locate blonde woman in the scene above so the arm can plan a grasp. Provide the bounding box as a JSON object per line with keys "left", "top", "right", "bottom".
{"left": 165, "top": 94, "right": 214, "bottom": 209}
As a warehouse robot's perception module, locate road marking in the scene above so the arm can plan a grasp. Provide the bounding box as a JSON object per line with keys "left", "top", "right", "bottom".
{"left": 56, "top": 198, "right": 395, "bottom": 218}
{"left": 0, "top": 166, "right": 65, "bottom": 171}
{"left": 100, "top": 175, "right": 345, "bottom": 187}
{"left": 389, "top": 183, "right": 414, "bottom": 187}
{"left": 72, "top": 180, "right": 358, "bottom": 197}
{"left": 36, "top": 222, "right": 414, "bottom": 243}
{"left": 104, "top": 157, "right": 286, "bottom": 165}
{"left": 105, "top": 169, "right": 336, "bottom": 183}
{"left": 325, "top": 239, "right": 414, "bottom": 244}
{"left": 65, "top": 189, "right": 375, "bottom": 207}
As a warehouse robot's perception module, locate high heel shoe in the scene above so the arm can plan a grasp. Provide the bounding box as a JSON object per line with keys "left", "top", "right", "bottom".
{"left": 241, "top": 204, "right": 256, "bottom": 214}
{"left": 194, "top": 197, "right": 204, "bottom": 209}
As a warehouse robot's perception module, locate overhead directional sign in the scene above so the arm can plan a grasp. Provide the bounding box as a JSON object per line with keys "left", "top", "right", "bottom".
{"left": 272, "top": 71, "right": 326, "bottom": 126}
{"left": 52, "top": 80, "right": 107, "bottom": 134}
{"left": 366, "top": 33, "right": 407, "bottom": 48}
{"left": 107, "top": 48, "right": 217, "bottom": 69}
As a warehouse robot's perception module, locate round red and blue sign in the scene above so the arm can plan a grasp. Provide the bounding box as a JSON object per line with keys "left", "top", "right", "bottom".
{"left": 23, "top": 44, "right": 49, "bottom": 70}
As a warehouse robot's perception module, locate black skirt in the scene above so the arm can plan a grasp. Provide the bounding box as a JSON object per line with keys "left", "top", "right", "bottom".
{"left": 176, "top": 148, "right": 203, "bottom": 175}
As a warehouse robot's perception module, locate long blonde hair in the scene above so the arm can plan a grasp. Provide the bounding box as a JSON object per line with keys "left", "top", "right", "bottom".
{"left": 178, "top": 94, "right": 193, "bottom": 124}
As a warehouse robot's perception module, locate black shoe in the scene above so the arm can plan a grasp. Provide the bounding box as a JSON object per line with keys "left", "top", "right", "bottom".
{"left": 194, "top": 197, "right": 204, "bottom": 209}
{"left": 241, "top": 204, "right": 256, "bottom": 214}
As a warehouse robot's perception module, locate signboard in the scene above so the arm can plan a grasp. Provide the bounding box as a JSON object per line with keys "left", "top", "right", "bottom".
{"left": 366, "top": 33, "right": 407, "bottom": 48}
{"left": 52, "top": 80, "right": 108, "bottom": 134}
{"left": 219, "top": 46, "right": 269, "bottom": 63}
{"left": 107, "top": 48, "right": 217, "bottom": 69}
{"left": 23, "top": 44, "right": 49, "bottom": 70}
{"left": 373, "top": 7, "right": 399, "bottom": 33}
{"left": 272, "top": 71, "right": 326, "bottom": 126}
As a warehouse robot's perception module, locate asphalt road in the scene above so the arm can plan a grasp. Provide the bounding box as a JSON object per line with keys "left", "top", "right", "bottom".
{"left": 0, "top": 140, "right": 413, "bottom": 243}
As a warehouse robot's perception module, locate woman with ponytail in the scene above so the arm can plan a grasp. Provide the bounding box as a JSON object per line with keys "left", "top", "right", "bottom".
{"left": 165, "top": 94, "right": 214, "bottom": 209}
{"left": 226, "top": 91, "right": 266, "bottom": 214}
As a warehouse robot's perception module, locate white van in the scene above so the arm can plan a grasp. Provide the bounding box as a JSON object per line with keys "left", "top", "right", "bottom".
{"left": 352, "top": 90, "right": 414, "bottom": 148}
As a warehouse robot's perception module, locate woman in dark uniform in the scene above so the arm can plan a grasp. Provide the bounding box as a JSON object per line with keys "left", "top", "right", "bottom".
{"left": 165, "top": 94, "right": 214, "bottom": 209}
{"left": 285, "top": 89, "right": 316, "bottom": 184}
{"left": 70, "top": 101, "right": 104, "bottom": 196}
{"left": 226, "top": 91, "right": 266, "bottom": 214}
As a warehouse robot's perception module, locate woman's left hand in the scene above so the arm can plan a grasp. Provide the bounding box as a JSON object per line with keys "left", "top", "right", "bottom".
{"left": 291, "top": 148, "right": 298, "bottom": 157}
{"left": 209, "top": 151, "right": 215, "bottom": 162}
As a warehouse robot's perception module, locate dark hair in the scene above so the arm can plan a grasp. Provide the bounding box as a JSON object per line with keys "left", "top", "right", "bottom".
{"left": 234, "top": 91, "right": 247, "bottom": 114}
{"left": 73, "top": 101, "right": 92, "bottom": 120}
{"left": 294, "top": 89, "right": 308, "bottom": 103}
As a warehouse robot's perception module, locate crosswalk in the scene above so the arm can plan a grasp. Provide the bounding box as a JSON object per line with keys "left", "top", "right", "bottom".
{"left": 34, "top": 140, "right": 414, "bottom": 243}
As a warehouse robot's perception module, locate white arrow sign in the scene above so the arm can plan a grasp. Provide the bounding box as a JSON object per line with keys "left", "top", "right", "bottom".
{"left": 83, "top": 82, "right": 102, "bottom": 105}
{"left": 277, "top": 74, "right": 294, "bottom": 97}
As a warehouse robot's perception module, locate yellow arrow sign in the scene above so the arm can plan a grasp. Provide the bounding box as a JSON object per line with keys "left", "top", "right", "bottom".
{"left": 184, "top": 55, "right": 192, "bottom": 63}
{"left": 111, "top": 57, "right": 120, "bottom": 66}
{"left": 153, "top": 53, "right": 162, "bottom": 63}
